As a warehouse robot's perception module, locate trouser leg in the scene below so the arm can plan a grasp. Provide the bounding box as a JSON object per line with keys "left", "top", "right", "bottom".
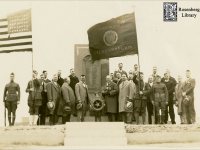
{"left": 134, "top": 112, "right": 139, "bottom": 125}
{"left": 169, "top": 102, "right": 176, "bottom": 124}
{"left": 164, "top": 105, "right": 168, "bottom": 124}
{"left": 108, "top": 113, "right": 115, "bottom": 122}
{"left": 188, "top": 102, "right": 193, "bottom": 124}
{"left": 181, "top": 103, "right": 187, "bottom": 124}
{"left": 161, "top": 103, "right": 166, "bottom": 124}
{"left": 126, "top": 112, "right": 132, "bottom": 124}
{"left": 190, "top": 98, "right": 196, "bottom": 123}
{"left": 185, "top": 106, "right": 191, "bottom": 124}
{"left": 7, "top": 108, "right": 12, "bottom": 126}
{"left": 33, "top": 115, "right": 38, "bottom": 125}
{"left": 108, "top": 113, "right": 112, "bottom": 122}
{"left": 154, "top": 104, "right": 159, "bottom": 124}
{"left": 62, "top": 116, "right": 66, "bottom": 124}
{"left": 11, "top": 111, "right": 16, "bottom": 126}
{"left": 97, "top": 112, "right": 101, "bottom": 122}
{"left": 29, "top": 115, "right": 34, "bottom": 126}
{"left": 141, "top": 112, "right": 146, "bottom": 124}
{"left": 147, "top": 102, "right": 153, "bottom": 124}
{"left": 111, "top": 114, "right": 116, "bottom": 122}
{"left": 66, "top": 114, "right": 71, "bottom": 122}
{"left": 77, "top": 110, "right": 84, "bottom": 122}
{"left": 62, "top": 115, "right": 70, "bottom": 124}
{"left": 49, "top": 115, "right": 55, "bottom": 125}
{"left": 121, "top": 112, "right": 126, "bottom": 123}
{"left": 95, "top": 114, "right": 97, "bottom": 122}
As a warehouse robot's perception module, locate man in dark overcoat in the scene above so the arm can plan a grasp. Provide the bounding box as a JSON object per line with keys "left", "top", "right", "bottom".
{"left": 102, "top": 75, "right": 118, "bottom": 122}
{"left": 46, "top": 74, "right": 62, "bottom": 125}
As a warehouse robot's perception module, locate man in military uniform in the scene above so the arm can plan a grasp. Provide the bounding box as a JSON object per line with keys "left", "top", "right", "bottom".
{"left": 152, "top": 76, "right": 168, "bottom": 124}
{"left": 3, "top": 73, "right": 20, "bottom": 126}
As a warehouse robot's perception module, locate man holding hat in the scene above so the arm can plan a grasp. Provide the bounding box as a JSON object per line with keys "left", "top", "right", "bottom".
{"left": 60, "top": 77, "right": 75, "bottom": 123}
{"left": 46, "top": 74, "right": 62, "bottom": 125}
{"left": 181, "top": 70, "right": 196, "bottom": 124}
{"left": 26, "top": 70, "right": 42, "bottom": 126}
{"left": 118, "top": 74, "right": 135, "bottom": 124}
{"left": 75, "top": 75, "right": 89, "bottom": 122}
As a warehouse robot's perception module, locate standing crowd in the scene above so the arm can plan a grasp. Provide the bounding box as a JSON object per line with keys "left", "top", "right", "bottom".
{"left": 3, "top": 63, "right": 196, "bottom": 126}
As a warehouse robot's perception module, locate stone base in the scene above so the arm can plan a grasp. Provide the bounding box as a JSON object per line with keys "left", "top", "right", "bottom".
{"left": 64, "top": 122, "right": 127, "bottom": 146}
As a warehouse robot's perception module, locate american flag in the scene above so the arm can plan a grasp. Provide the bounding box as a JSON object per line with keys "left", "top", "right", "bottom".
{"left": 0, "top": 9, "right": 32, "bottom": 53}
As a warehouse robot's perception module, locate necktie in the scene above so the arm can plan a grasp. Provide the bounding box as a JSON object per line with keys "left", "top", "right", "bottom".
{"left": 42, "top": 82, "right": 45, "bottom": 91}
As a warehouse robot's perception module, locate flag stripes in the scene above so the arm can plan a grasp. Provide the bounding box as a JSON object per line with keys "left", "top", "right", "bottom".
{"left": 0, "top": 9, "right": 32, "bottom": 53}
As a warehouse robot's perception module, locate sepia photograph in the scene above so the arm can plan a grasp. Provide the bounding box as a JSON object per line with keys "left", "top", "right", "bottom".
{"left": 0, "top": 0, "right": 200, "bottom": 149}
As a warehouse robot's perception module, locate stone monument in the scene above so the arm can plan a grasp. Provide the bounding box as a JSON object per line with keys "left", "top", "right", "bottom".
{"left": 74, "top": 44, "right": 109, "bottom": 94}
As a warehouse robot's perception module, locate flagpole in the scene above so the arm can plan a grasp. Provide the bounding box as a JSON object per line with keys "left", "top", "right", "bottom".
{"left": 133, "top": 9, "right": 141, "bottom": 94}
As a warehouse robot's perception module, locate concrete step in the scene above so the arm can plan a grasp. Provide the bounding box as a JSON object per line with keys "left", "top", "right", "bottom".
{"left": 64, "top": 122, "right": 127, "bottom": 146}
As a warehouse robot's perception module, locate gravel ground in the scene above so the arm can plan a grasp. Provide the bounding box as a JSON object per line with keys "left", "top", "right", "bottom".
{"left": 125, "top": 124, "right": 200, "bottom": 133}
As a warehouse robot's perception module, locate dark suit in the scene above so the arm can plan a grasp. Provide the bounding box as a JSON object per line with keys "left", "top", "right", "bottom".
{"left": 46, "top": 81, "right": 61, "bottom": 125}
{"left": 38, "top": 78, "right": 51, "bottom": 125}
{"left": 162, "top": 77, "right": 177, "bottom": 124}
{"left": 144, "top": 82, "right": 153, "bottom": 124}
{"left": 102, "top": 81, "right": 118, "bottom": 121}
{"left": 69, "top": 75, "right": 79, "bottom": 116}
{"left": 69, "top": 75, "right": 79, "bottom": 93}
{"left": 57, "top": 76, "right": 64, "bottom": 87}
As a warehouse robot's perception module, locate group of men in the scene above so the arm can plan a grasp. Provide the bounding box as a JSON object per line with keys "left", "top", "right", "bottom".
{"left": 105, "top": 63, "right": 196, "bottom": 124}
{"left": 3, "top": 63, "right": 196, "bottom": 126}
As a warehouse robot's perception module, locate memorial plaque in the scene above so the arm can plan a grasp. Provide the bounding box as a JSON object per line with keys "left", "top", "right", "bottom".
{"left": 74, "top": 44, "right": 109, "bottom": 94}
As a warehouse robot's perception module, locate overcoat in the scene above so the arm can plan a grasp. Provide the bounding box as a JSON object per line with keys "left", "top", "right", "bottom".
{"left": 60, "top": 83, "right": 76, "bottom": 116}
{"left": 175, "top": 82, "right": 183, "bottom": 115}
{"left": 102, "top": 81, "right": 118, "bottom": 113}
{"left": 46, "top": 82, "right": 61, "bottom": 115}
{"left": 75, "top": 81, "right": 89, "bottom": 111}
{"left": 118, "top": 80, "right": 135, "bottom": 113}
{"left": 133, "top": 79, "right": 150, "bottom": 113}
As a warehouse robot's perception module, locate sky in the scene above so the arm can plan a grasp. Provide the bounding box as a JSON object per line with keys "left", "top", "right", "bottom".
{"left": 0, "top": 0, "right": 199, "bottom": 126}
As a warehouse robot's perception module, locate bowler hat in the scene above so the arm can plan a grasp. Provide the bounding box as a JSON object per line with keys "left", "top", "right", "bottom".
{"left": 64, "top": 106, "right": 71, "bottom": 112}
